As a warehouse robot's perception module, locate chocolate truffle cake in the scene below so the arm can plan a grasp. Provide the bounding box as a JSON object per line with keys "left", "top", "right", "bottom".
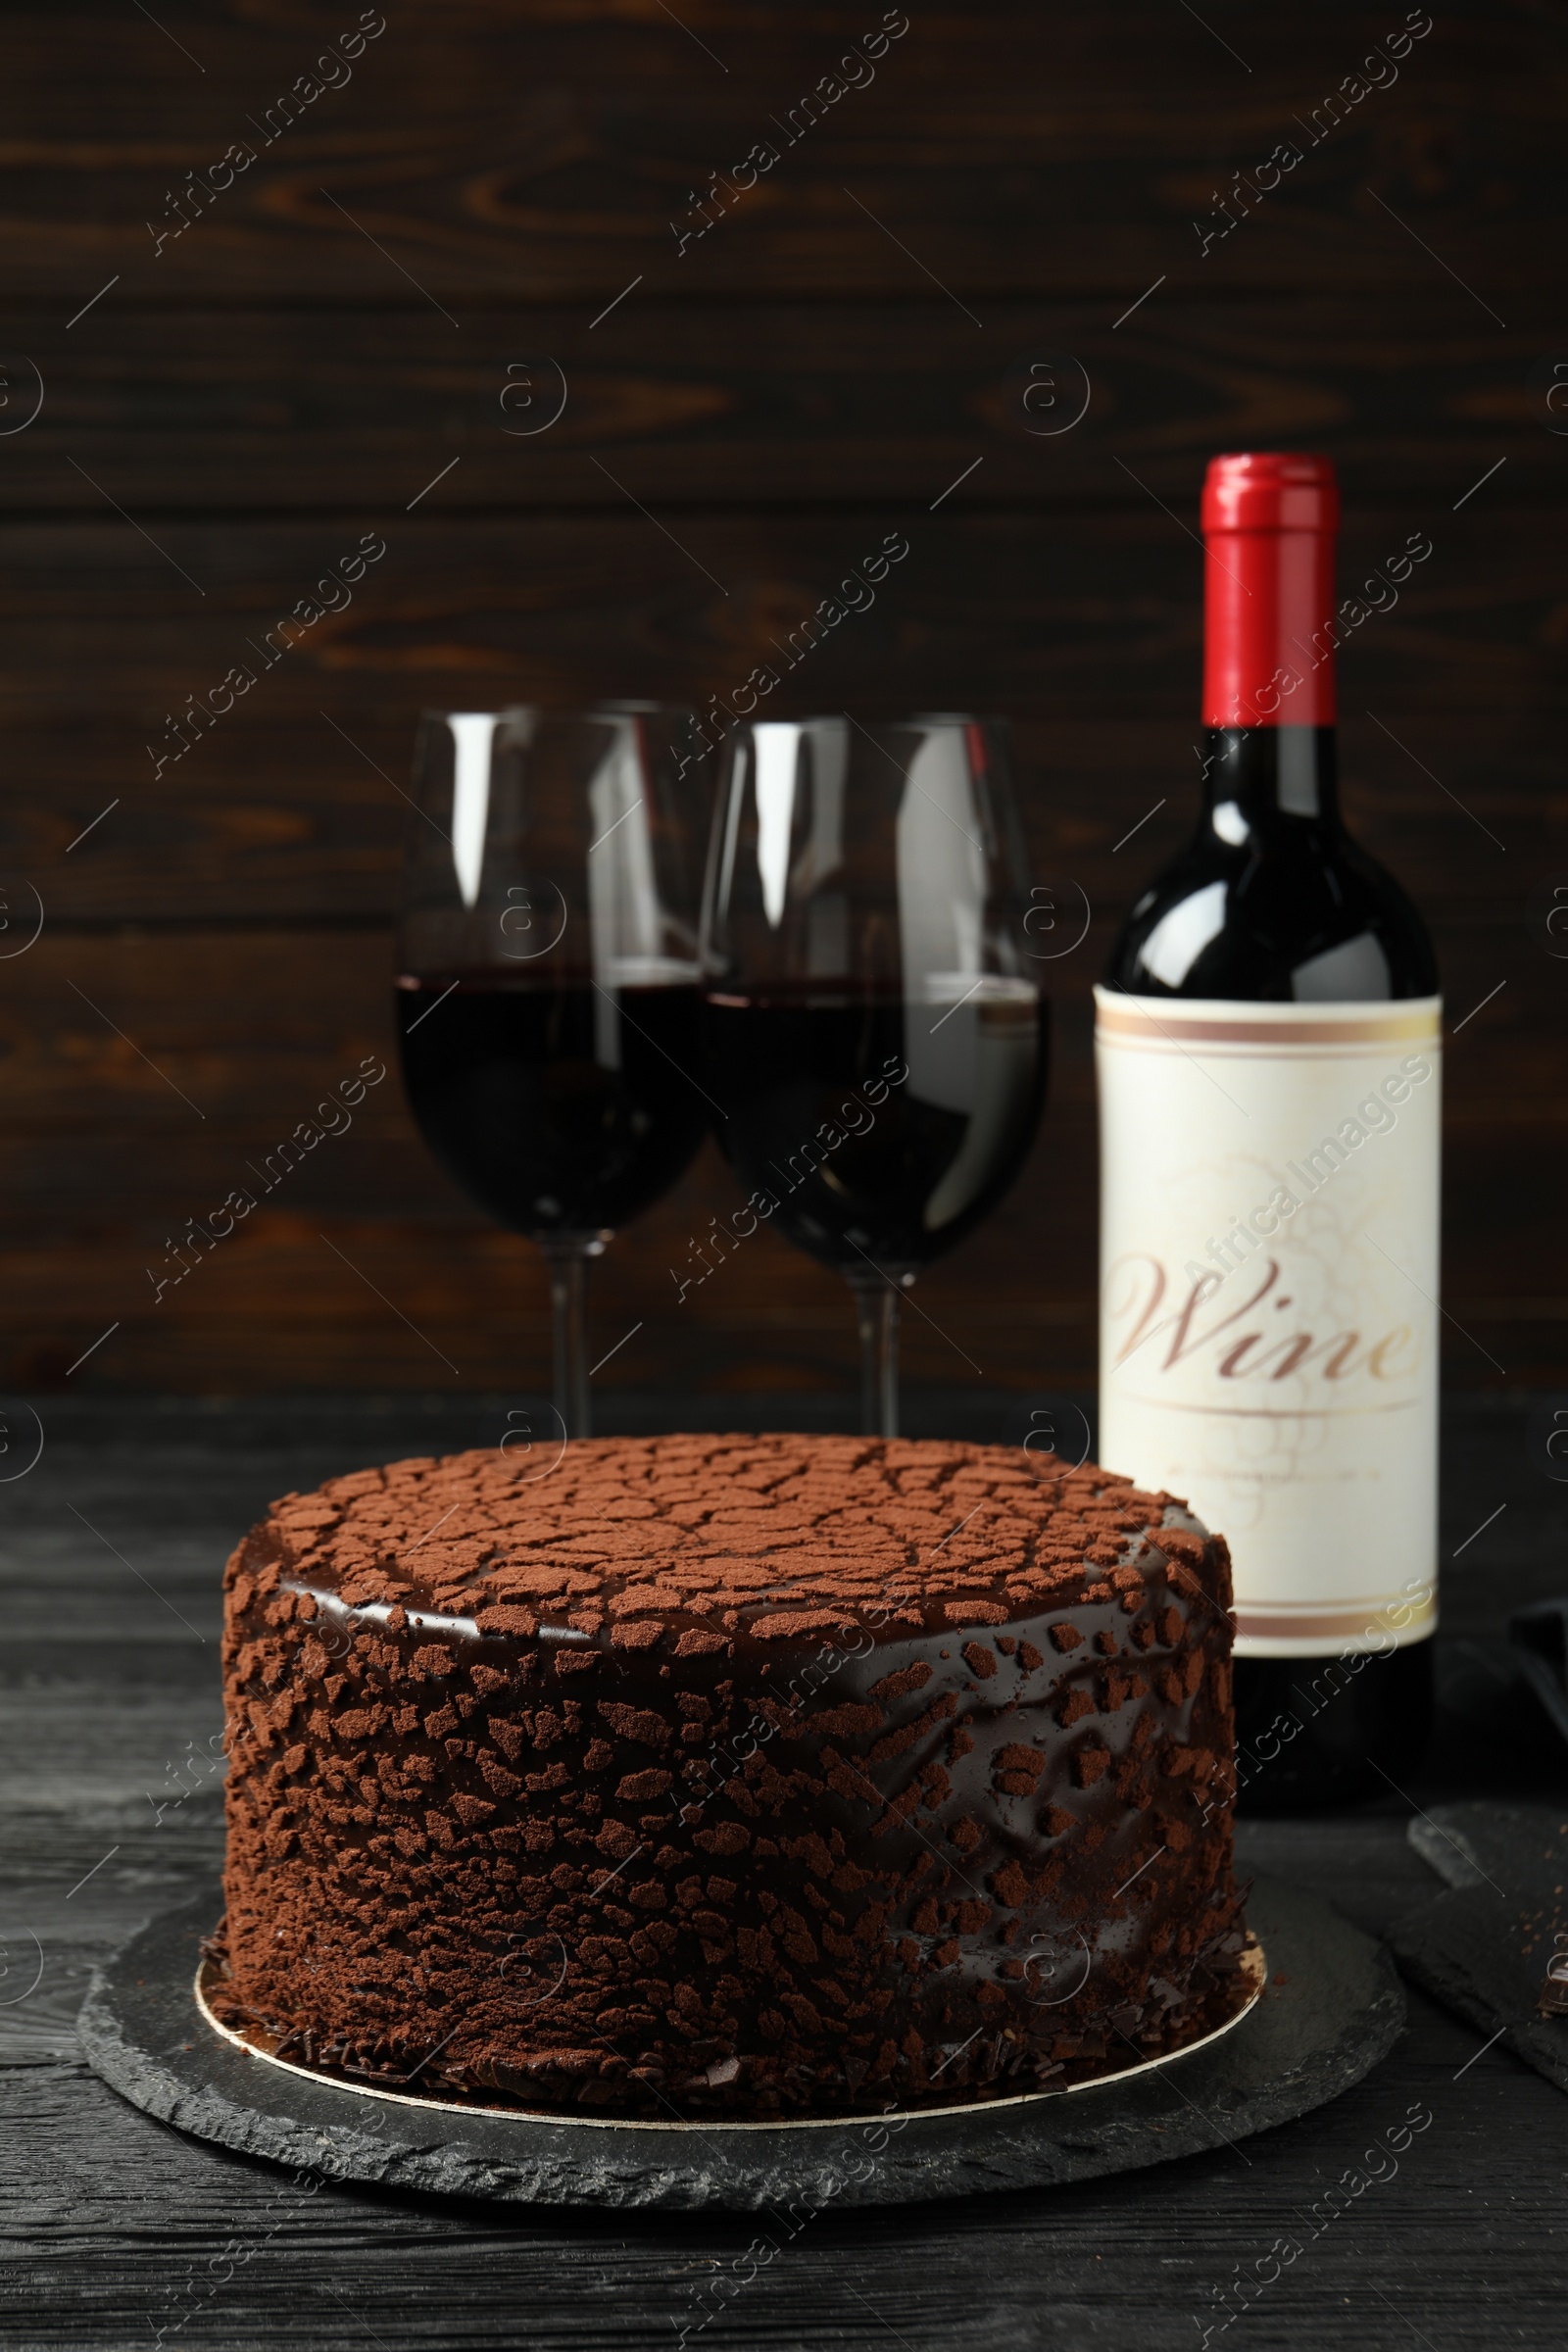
{"left": 213, "top": 1435, "right": 1247, "bottom": 2119}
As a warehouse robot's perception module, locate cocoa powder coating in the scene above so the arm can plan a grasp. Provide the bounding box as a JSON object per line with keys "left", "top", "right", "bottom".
{"left": 215, "top": 1435, "right": 1246, "bottom": 2118}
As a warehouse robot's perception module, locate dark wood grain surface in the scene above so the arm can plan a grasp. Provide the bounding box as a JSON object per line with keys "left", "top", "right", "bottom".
{"left": 2, "top": 1395, "right": 1566, "bottom": 2351}
{"left": 2, "top": 0, "right": 1563, "bottom": 1394}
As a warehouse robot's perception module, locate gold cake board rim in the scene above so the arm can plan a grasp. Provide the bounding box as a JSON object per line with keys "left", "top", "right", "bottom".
{"left": 193, "top": 1934, "right": 1263, "bottom": 2133}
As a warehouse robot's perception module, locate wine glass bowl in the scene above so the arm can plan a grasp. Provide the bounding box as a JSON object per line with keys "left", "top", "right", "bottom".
{"left": 395, "top": 704, "right": 710, "bottom": 1435}
{"left": 700, "top": 713, "right": 1048, "bottom": 1434}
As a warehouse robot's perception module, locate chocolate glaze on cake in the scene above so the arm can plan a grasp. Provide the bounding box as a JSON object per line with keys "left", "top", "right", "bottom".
{"left": 215, "top": 1436, "right": 1246, "bottom": 2118}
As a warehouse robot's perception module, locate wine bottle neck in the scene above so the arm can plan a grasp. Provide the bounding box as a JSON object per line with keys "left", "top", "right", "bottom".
{"left": 1200, "top": 725, "right": 1341, "bottom": 839}
{"left": 1193, "top": 459, "right": 1348, "bottom": 847}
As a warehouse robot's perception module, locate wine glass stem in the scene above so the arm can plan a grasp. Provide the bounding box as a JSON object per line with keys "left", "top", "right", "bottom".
{"left": 542, "top": 1239, "right": 593, "bottom": 1441}
{"left": 849, "top": 1272, "right": 902, "bottom": 1439}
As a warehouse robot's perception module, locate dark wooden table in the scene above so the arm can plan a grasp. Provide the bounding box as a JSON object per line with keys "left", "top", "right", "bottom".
{"left": 5, "top": 1394, "right": 1566, "bottom": 2350}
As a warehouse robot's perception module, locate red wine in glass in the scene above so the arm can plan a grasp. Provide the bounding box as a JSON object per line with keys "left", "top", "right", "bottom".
{"left": 700, "top": 989, "right": 1044, "bottom": 1271}
{"left": 396, "top": 705, "right": 710, "bottom": 1435}
{"left": 398, "top": 979, "right": 706, "bottom": 1238}
{"left": 700, "top": 715, "right": 1047, "bottom": 1434}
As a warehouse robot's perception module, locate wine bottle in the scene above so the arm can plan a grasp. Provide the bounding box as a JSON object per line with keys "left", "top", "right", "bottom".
{"left": 1098, "top": 451, "right": 1441, "bottom": 1810}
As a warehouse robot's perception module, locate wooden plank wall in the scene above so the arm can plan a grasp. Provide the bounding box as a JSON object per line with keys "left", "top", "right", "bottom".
{"left": 1, "top": 0, "right": 1561, "bottom": 1401}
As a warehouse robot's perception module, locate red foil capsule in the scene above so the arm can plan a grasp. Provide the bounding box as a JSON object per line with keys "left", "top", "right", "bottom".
{"left": 1200, "top": 451, "right": 1341, "bottom": 728}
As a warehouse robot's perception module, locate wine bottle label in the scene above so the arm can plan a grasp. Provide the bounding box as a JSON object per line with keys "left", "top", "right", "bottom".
{"left": 1095, "top": 990, "right": 1442, "bottom": 1656}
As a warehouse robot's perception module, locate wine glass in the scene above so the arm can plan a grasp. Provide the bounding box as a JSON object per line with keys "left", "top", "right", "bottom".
{"left": 700, "top": 713, "right": 1047, "bottom": 1436}
{"left": 396, "top": 704, "right": 710, "bottom": 1438}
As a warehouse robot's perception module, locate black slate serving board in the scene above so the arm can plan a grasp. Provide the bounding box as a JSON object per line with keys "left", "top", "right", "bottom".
{"left": 1392, "top": 1801, "right": 1568, "bottom": 2095}
{"left": 79, "top": 1873, "right": 1400, "bottom": 2211}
